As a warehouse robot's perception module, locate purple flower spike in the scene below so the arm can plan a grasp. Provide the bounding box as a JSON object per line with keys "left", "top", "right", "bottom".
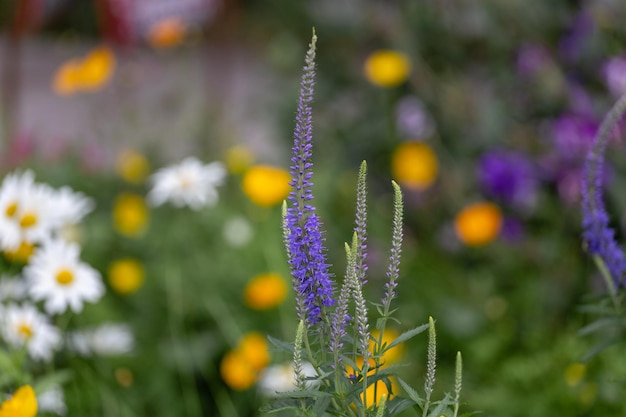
{"left": 284, "top": 31, "right": 334, "bottom": 325}
{"left": 582, "top": 95, "right": 626, "bottom": 286}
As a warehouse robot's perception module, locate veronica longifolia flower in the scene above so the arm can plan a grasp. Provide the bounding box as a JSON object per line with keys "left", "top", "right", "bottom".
{"left": 283, "top": 32, "right": 334, "bottom": 325}
{"left": 581, "top": 95, "right": 626, "bottom": 286}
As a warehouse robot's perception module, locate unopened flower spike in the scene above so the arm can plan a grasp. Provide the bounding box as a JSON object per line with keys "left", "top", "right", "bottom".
{"left": 354, "top": 161, "right": 369, "bottom": 284}
{"left": 284, "top": 28, "right": 335, "bottom": 325}
{"left": 582, "top": 93, "right": 626, "bottom": 286}
{"left": 382, "top": 181, "right": 404, "bottom": 309}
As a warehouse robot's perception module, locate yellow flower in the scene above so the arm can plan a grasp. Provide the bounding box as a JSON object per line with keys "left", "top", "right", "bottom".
{"left": 0, "top": 385, "right": 37, "bottom": 417}
{"left": 147, "top": 18, "right": 187, "bottom": 49}
{"left": 113, "top": 193, "right": 149, "bottom": 237}
{"left": 220, "top": 350, "right": 258, "bottom": 391}
{"left": 361, "top": 379, "right": 396, "bottom": 408}
{"left": 220, "top": 332, "right": 270, "bottom": 390}
{"left": 225, "top": 145, "right": 254, "bottom": 175}
{"left": 242, "top": 165, "right": 291, "bottom": 207}
{"left": 364, "top": 50, "right": 411, "bottom": 87}
{"left": 3, "top": 240, "right": 35, "bottom": 264}
{"left": 369, "top": 328, "right": 404, "bottom": 365}
{"left": 244, "top": 273, "right": 288, "bottom": 310}
{"left": 108, "top": 258, "right": 145, "bottom": 295}
{"left": 116, "top": 149, "right": 150, "bottom": 184}
{"left": 391, "top": 142, "right": 438, "bottom": 190}
{"left": 454, "top": 202, "right": 502, "bottom": 247}
{"left": 564, "top": 363, "right": 586, "bottom": 388}
{"left": 52, "top": 45, "right": 115, "bottom": 96}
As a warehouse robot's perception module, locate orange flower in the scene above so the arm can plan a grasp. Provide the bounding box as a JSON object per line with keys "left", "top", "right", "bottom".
{"left": 108, "top": 258, "right": 145, "bottom": 295}
{"left": 0, "top": 385, "right": 37, "bottom": 417}
{"left": 391, "top": 142, "right": 438, "bottom": 190}
{"left": 113, "top": 193, "right": 149, "bottom": 237}
{"left": 242, "top": 165, "right": 291, "bottom": 207}
{"left": 220, "top": 332, "right": 270, "bottom": 390}
{"left": 244, "top": 273, "right": 288, "bottom": 310}
{"left": 147, "top": 18, "right": 187, "bottom": 49}
{"left": 52, "top": 45, "right": 116, "bottom": 96}
{"left": 364, "top": 50, "right": 411, "bottom": 87}
{"left": 454, "top": 202, "right": 502, "bottom": 246}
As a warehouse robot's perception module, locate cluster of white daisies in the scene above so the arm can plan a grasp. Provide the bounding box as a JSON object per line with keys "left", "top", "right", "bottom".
{"left": 0, "top": 170, "right": 134, "bottom": 364}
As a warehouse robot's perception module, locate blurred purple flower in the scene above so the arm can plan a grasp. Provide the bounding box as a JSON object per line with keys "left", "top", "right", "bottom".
{"left": 516, "top": 43, "right": 551, "bottom": 78}
{"left": 551, "top": 113, "right": 598, "bottom": 160}
{"left": 395, "top": 96, "right": 435, "bottom": 139}
{"left": 501, "top": 218, "right": 524, "bottom": 243}
{"left": 559, "top": 10, "right": 594, "bottom": 62}
{"left": 603, "top": 56, "right": 626, "bottom": 98}
{"left": 566, "top": 81, "right": 594, "bottom": 117}
{"left": 478, "top": 150, "right": 538, "bottom": 208}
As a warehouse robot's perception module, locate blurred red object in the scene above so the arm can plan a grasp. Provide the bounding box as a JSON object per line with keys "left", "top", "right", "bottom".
{"left": 95, "top": 0, "right": 221, "bottom": 46}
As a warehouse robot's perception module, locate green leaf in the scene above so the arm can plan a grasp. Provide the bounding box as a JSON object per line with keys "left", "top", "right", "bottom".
{"left": 386, "top": 323, "right": 429, "bottom": 350}
{"left": 397, "top": 377, "right": 423, "bottom": 406}
{"left": 386, "top": 397, "right": 418, "bottom": 415}
{"left": 427, "top": 393, "right": 452, "bottom": 417}
{"left": 267, "top": 335, "right": 295, "bottom": 354}
{"left": 312, "top": 396, "right": 332, "bottom": 415}
{"left": 578, "top": 317, "right": 626, "bottom": 336}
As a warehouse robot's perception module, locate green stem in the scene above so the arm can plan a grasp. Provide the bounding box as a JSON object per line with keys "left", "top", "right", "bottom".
{"left": 593, "top": 255, "right": 621, "bottom": 312}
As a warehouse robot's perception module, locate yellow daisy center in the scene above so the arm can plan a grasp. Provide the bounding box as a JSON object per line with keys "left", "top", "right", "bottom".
{"left": 5, "top": 201, "right": 18, "bottom": 218}
{"left": 18, "top": 323, "right": 33, "bottom": 340}
{"left": 55, "top": 268, "right": 75, "bottom": 286}
{"left": 19, "top": 212, "right": 38, "bottom": 228}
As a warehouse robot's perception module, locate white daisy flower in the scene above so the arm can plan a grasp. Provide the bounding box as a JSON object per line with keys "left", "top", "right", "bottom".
{"left": 50, "top": 186, "right": 95, "bottom": 228}
{"left": 0, "top": 274, "right": 28, "bottom": 301}
{"left": 0, "top": 303, "right": 61, "bottom": 361}
{"left": 38, "top": 385, "right": 67, "bottom": 416}
{"left": 147, "top": 157, "right": 226, "bottom": 210}
{"left": 25, "top": 239, "right": 104, "bottom": 314}
{"left": 258, "top": 361, "right": 318, "bottom": 397}
{"left": 0, "top": 170, "right": 57, "bottom": 250}
{"left": 68, "top": 323, "right": 134, "bottom": 356}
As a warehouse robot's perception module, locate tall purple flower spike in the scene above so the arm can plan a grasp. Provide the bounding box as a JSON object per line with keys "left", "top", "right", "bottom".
{"left": 582, "top": 94, "right": 626, "bottom": 286}
{"left": 283, "top": 30, "right": 334, "bottom": 325}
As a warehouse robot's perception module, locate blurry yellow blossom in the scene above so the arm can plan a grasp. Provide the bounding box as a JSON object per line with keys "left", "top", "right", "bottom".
{"left": 3, "top": 240, "right": 35, "bottom": 263}
{"left": 116, "top": 149, "right": 150, "bottom": 184}
{"left": 242, "top": 165, "right": 291, "bottom": 207}
{"left": 454, "top": 202, "right": 502, "bottom": 247}
{"left": 361, "top": 379, "right": 396, "bottom": 408}
{"left": 579, "top": 382, "right": 597, "bottom": 406}
{"left": 108, "top": 258, "right": 145, "bottom": 295}
{"left": 238, "top": 332, "right": 270, "bottom": 370}
{"left": 147, "top": 18, "right": 187, "bottom": 49}
{"left": 391, "top": 142, "right": 438, "bottom": 190}
{"left": 244, "top": 273, "right": 288, "bottom": 310}
{"left": 52, "top": 45, "right": 115, "bottom": 96}
{"left": 220, "top": 350, "right": 258, "bottom": 391}
{"left": 220, "top": 332, "right": 270, "bottom": 390}
{"left": 115, "top": 368, "right": 134, "bottom": 388}
{"left": 0, "top": 385, "right": 37, "bottom": 417}
{"left": 370, "top": 328, "right": 404, "bottom": 365}
{"left": 113, "top": 193, "right": 149, "bottom": 237}
{"left": 225, "top": 145, "right": 254, "bottom": 174}
{"left": 564, "top": 363, "right": 586, "bottom": 387}
{"left": 364, "top": 50, "right": 411, "bottom": 87}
